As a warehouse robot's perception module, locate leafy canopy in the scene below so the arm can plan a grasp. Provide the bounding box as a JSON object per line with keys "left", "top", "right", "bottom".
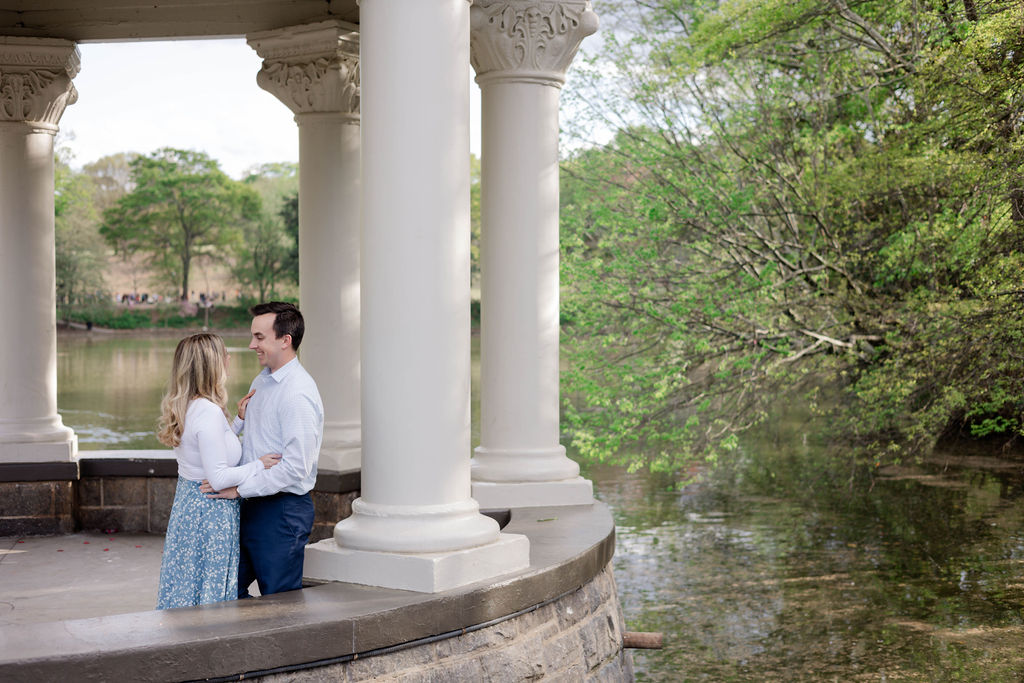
{"left": 100, "top": 148, "right": 260, "bottom": 301}
{"left": 560, "top": 0, "right": 1024, "bottom": 472}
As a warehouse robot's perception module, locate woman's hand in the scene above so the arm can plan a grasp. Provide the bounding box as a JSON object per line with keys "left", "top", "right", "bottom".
{"left": 200, "top": 480, "right": 240, "bottom": 499}
{"left": 237, "top": 388, "right": 256, "bottom": 420}
{"left": 259, "top": 453, "right": 281, "bottom": 469}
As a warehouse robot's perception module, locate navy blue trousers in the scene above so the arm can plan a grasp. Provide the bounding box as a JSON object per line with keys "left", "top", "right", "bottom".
{"left": 238, "top": 492, "right": 314, "bottom": 598}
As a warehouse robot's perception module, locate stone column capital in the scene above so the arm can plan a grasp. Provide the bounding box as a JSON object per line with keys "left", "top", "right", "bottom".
{"left": 247, "top": 20, "right": 360, "bottom": 117}
{"left": 0, "top": 36, "right": 79, "bottom": 128}
{"left": 470, "top": 0, "right": 598, "bottom": 87}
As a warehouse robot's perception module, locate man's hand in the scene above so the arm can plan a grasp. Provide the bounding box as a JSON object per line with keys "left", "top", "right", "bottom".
{"left": 237, "top": 388, "right": 256, "bottom": 420}
{"left": 259, "top": 453, "right": 281, "bottom": 469}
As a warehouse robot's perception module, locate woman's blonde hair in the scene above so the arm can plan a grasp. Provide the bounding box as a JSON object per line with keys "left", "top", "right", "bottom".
{"left": 157, "top": 333, "right": 229, "bottom": 447}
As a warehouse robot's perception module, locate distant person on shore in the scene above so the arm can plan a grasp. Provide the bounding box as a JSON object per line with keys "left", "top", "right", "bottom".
{"left": 155, "top": 333, "right": 280, "bottom": 609}
{"left": 202, "top": 302, "right": 324, "bottom": 598}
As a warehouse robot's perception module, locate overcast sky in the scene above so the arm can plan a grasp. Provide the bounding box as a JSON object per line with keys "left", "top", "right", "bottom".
{"left": 58, "top": 38, "right": 482, "bottom": 180}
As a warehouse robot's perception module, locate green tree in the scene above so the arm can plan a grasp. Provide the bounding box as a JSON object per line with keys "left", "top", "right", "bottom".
{"left": 470, "top": 153, "right": 481, "bottom": 287}
{"left": 83, "top": 152, "right": 135, "bottom": 212}
{"left": 83, "top": 152, "right": 141, "bottom": 295}
{"left": 233, "top": 164, "right": 298, "bottom": 298}
{"left": 278, "top": 191, "right": 299, "bottom": 285}
{"left": 55, "top": 150, "right": 107, "bottom": 320}
{"left": 232, "top": 208, "right": 294, "bottom": 301}
{"left": 559, "top": 0, "right": 1024, "bottom": 471}
{"left": 100, "top": 148, "right": 260, "bottom": 301}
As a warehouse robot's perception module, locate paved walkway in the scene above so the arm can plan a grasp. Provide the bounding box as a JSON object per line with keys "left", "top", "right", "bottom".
{"left": 0, "top": 532, "right": 164, "bottom": 625}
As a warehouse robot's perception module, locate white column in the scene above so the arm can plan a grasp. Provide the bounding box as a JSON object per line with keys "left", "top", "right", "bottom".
{"left": 305, "top": 0, "right": 529, "bottom": 593}
{"left": 0, "top": 37, "right": 79, "bottom": 464}
{"left": 248, "top": 21, "right": 363, "bottom": 472}
{"left": 469, "top": 1, "right": 598, "bottom": 507}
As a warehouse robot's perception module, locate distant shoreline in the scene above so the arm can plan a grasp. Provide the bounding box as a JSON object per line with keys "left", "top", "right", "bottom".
{"left": 57, "top": 321, "right": 249, "bottom": 338}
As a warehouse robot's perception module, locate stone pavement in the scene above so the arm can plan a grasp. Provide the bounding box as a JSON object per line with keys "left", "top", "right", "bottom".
{"left": 0, "top": 505, "right": 630, "bottom": 682}
{"left": 0, "top": 532, "right": 269, "bottom": 626}
{"left": 0, "top": 531, "right": 164, "bottom": 625}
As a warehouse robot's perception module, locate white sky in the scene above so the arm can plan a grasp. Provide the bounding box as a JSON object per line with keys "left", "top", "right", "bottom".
{"left": 59, "top": 38, "right": 482, "bottom": 180}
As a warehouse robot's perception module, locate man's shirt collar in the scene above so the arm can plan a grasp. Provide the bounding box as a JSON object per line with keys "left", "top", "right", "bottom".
{"left": 267, "top": 356, "right": 299, "bottom": 383}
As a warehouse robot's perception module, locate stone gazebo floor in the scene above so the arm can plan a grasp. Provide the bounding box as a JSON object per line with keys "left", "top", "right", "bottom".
{"left": 1, "top": 531, "right": 165, "bottom": 624}
{"left": 0, "top": 504, "right": 631, "bottom": 682}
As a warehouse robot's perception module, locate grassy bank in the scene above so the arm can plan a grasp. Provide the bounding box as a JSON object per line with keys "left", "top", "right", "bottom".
{"left": 59, "top": 300, "right": 484, "bottom": 332}
{"left": 59, "top": 302, "right": 255, "bottom": 331}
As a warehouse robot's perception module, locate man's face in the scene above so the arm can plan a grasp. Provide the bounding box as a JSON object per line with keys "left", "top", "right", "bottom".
{"left": 249, "top": 313, "right": 289, "bottom": 371}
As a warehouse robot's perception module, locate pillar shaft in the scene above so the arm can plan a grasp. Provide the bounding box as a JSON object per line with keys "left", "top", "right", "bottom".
{"left": 477, "top": 80, "right": 564, "bottom": 461}
{"left": 469, "top": 1, "right": 598, "bottom": 506}
{"left": 339, "top": 0, "right": 496, "bottom": 547}
{"left": 307, "top": 0, "right": 531, "bottom": 592}
{"left": 297, "top": 115, "right": 361, "bottom": 470}
{"left": 248, "top": 21, "right": 362, "bottom": 472}
{"left": 0, "top": 37, "right": 78, "bottom": 463}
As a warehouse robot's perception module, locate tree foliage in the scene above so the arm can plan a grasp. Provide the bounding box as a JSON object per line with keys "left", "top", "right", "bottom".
{"left": 100, "top": 148, "right": 260, "bottom": 301}
{"left": 232, "top": 163, "right": 299, "bottom": 300}
{"left": 55, "top": 150, "right": 107, "bottom": 319}
{"left": 83, "top": 152, "right": 135, "bottom": 212}
{"left": 560, "top": 0, "right": 1024, "bottom": 471}
{"left": 232, "top": 197, "right": 297, "bottom": 302}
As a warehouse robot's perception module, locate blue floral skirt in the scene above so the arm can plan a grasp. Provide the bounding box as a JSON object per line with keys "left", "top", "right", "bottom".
{"left": 156, "top": 476, "right": 240, "bottom": 609}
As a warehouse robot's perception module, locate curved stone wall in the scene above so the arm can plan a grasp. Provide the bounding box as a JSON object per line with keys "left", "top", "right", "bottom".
{"left": 263, "top": 564, "right": 633, "bottom": 681}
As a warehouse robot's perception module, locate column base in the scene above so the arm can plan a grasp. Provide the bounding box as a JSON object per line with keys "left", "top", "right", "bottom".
{"left": 335, "top": 497, "right": 502, "bottom": 553}
{"left": 304, "top": 532, "right": 530, "bottom": 592}
{"left": 0, "top": 436, "right": 77, "bottom": 463}
{"left": 472, "top": 477, "right": 594, "bottom": 509}
{"left": 472, "top": 444, "right": 580, "bottom": 482}
{"left": 317, "top": 443, "right": 361, "bottom": 471}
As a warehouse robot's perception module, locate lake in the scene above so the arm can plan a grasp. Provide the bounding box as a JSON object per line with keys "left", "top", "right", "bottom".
{"left": 57, "top": 332, "right": 1024, "bottom": 681}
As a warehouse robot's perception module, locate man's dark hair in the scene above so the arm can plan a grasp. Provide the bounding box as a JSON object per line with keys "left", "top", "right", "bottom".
{"left": 250, "top": 301, "right": 305, "bottom": 350}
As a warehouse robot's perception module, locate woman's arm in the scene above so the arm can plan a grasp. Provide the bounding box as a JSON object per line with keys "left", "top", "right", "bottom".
{"left": 194, "top": 400, "right": 264, "bottom": 491}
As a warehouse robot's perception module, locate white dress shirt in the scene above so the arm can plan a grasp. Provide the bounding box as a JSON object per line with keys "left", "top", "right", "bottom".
{"left": 176, "top": 398, "right": 263, "bottom": 491}
{"left": 233, "top": 357, "right": 323, "bottom": 498}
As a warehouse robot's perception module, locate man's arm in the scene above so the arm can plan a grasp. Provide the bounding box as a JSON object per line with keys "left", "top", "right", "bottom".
{"left": 236, "top": 393, "right": 321, "bottom": 498}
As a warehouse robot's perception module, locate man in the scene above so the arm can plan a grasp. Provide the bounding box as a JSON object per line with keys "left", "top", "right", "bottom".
{"left": 203, "top": 301, "right": 324, "bottom": 597}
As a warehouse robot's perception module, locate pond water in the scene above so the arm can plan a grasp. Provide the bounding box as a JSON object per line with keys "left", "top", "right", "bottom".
{"left": 589, "top": 451, "right": 1024, "bottom": 682}
{"left": 58, "top": 333, "right": 262, "bottom": 450}
{"left": 57, "top": 333, "right": 1024, "bottom": 681}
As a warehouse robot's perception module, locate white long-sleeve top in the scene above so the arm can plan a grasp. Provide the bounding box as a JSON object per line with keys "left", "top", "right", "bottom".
{"left": 175, "top": 398, "right": 263, "bottom": 491}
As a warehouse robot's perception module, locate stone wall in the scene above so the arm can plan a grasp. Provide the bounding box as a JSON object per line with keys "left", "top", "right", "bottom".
{"left": 262, "top": 564, "right": 634, "bottom": 682}
{"left": 0, "top": 480, "right": 75, "bottom": 535}
{"left": 0, "top": 457, "right": 362, "bottom": 538}
{"left": 76, "top": 476, "right": 176, "bottom": 533}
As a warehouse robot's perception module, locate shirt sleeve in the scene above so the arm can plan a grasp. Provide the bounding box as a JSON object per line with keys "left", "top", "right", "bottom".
{"left": 231, "top": 415, "right": 244, "bottom": 436}
{"left": 236, "top": 391, "right": 320, "bottom": 498}
{"left": 194, "top": 401, "right": 263, "bottom": 491}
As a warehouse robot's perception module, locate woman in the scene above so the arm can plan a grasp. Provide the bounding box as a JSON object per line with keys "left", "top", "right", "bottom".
{"left": 155, "top": 333, "right": 278, "bottom": 609}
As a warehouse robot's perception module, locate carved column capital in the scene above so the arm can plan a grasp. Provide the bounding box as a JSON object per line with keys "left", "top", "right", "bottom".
{"left": 0, "top": 37, "right": 79, "bottom": 129}
{"left": 247, "top": 20, "right": 360, "bottom": 118}
{"left": 470, "top": 0, "right": 598, "bottom": 87}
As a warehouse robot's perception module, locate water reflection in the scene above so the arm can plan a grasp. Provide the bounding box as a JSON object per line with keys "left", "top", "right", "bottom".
{"left": 588, "top": 455, "right": 1024, "bottom": 682}
{"left": 58, "top": 333, "right": 260, "bottom": 450}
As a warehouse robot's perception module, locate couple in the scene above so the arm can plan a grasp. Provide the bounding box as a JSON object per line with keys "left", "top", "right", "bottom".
{"left": 155, "top": 302, "right": 324, "bottom": 609}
